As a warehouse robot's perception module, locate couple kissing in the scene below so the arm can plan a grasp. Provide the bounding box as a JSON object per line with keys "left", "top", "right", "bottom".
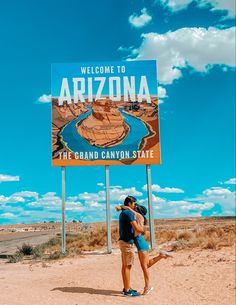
{"left": 116, "top": 195, "right": 172, "bottom": 297}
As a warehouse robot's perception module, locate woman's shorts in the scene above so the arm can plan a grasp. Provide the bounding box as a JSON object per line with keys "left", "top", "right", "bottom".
{"left": 134, "top": 234, "right": 150, "bottom": 252}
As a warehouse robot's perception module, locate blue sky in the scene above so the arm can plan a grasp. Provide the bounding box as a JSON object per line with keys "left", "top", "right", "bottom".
{"left": 0, "top": 0, "right": 235, "bottom": 224}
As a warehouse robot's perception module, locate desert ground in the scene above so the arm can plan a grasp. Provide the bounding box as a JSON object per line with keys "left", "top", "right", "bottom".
{"left": 0, "top": 217, "right": 235, "bottom": 305}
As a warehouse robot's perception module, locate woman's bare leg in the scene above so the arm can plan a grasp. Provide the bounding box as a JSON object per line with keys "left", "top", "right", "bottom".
{"left": 148, "top": 254, "right": 164, "bottom": 268}
{"left": 138, "top": 251, "right": 150, "bottom": 290}
{"left": 148, "top": 251, "right": 173, "bottom": 268}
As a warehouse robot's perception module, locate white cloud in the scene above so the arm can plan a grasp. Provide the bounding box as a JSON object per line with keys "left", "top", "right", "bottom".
{"left": 192, "top": 186, "right": 236, "bottom": 215}
{"left": 197, "top": 0, "right": 236, "bottom": 19}
{"left": 158, "top": 86, "right": 168, "bottom": 98}
{"left": 179, "top": 201, "right": 214, "bottom": 211}
{"left": 12, "top": 191, "right": 38, "bottom": 199}
{"left": 129, "top": 26, "right": 235, "bottom": 84}
{"left": 168, "top": 199, "right": 214, "bottom": 211}
{"left": 77, "top": 187, "right": 142, "bottom": 204}
{"left": 169, "top": 200, "right": 190, "bottom": 205}
{"left": 9, "top": 196, "right": 25, "bottom": 203}
{"left": 110, "top": 187, "right": 143, "bottom": 202}
{"left": 159, "top": 0, "right": 236, "bottom": 19}
{"left": 0, "top": 174, "right": 19, "bottom": 182}
{"left": 110, "top": 185, "right": 122, "bottom": 189}
{"left": 28, "top": 192, "right": 61, "bottom": 208}
{"left": 66, "top": 200, "right": 83, "bottom": 206}
{"left": 151, "top": 198, "right": 214, "bottom": 217}
{"left": 67, "top": 196, "right": 78, "bottom": 201}
{"left": 0, "top": 212, "right": 17, "bottom": 219}
{"left": 223, "top": 178, "right": 236, "bottom": 185}
{"left": 97, "top": 183, "right": 104, "bottom": 187}
{"left": 158, "top": 86, "right": 168, "bottom": 104}
{"left": 66, "top": 206, "right": 85, "bottom": 212}
{"left": 152, "top": 194, "right": 166, "bottom": 203}
{"left": 37, "top": 94, "right": 52, "bottom": 103}
{"left": 118, "top": 46, "right": 137, "bottom": 53}
{"left": 129, "top": 8, "right": 152, "bottom": 28}
{"left": 66, "top": 200, "right": 85, "bottom": 211}
{"left": 159, "top": 0, "right": 192, "bottom": 12}
{"left": 136, "top": 194, "right": 166, "bottom": 206}
{"left": 0, "top": 195, "right": 25, "bottom": 204}
{"left": 89, "top": 200, "right": 103, "bottom": 208}
{"left": 78, "top": 191, "right": 106, "bottom": 202}
{"left": 27, "top": 192, "right": 85, "bottom": 212}
{"left": 136, "top": 195, "right": 216, "bottom": 218}
{"left": 142, "top": 184, "right": 184, "bottom": 193}
{"left": 203, "top": 186, "right": 232, "bottom": 196}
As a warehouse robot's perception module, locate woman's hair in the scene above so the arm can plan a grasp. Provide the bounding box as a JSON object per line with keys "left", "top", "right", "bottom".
{"left": 136, "top": 204, "right": 147, "bottom": 215}
{"left": 136, "top": 204, "right": 148, "bottom": 225}
{"left": 124, "top": 195, "right": 137, "bottom": 206}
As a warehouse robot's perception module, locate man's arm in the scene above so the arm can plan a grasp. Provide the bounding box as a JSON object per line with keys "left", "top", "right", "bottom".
{"left": 130, "top": 220, "right": 145, "bottom": 234}
{"left": 116, "top": 205, "right": 139, "bottom": 217}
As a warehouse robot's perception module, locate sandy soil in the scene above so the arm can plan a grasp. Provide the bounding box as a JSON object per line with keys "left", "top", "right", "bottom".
{"left": 0, "top": 246, "right": 235, "bottom": 305}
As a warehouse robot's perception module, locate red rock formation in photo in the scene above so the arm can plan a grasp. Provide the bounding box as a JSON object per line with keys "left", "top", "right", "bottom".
{"left": 52, "top": 98, "right": 89, "bottom": 155}
{"left": 123, "top": 97, "right": 159, "bottom": 151}
{"left": 77, "top": 98, "right": 130, "bottom": 148}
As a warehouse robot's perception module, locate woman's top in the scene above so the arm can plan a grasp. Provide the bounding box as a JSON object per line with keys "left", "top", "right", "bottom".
{"left": 134, "top": 211, "right": 145, "bottom": 237}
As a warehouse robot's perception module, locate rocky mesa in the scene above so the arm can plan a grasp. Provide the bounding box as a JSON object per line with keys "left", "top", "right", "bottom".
{"left": 77, "top": 99, "right": 130, "bottom": 148}
{"left": 52, "top": 98, "right": 89, "bottom": 157}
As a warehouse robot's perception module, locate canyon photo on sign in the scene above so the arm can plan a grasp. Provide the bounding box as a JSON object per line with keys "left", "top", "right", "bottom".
{"left": 51, "top": 60, "right": 161, "bottom": 166}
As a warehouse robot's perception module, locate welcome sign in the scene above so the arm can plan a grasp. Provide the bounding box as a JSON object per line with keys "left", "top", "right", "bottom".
{"left": 51, "top": 60, "right": 161, "bottom": 166}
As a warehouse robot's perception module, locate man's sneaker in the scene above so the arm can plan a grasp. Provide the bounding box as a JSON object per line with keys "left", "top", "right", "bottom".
{"left": 122, "top": 288, "right": 137, "bottom": 294}
{"left": 123, "top": 289, "right": 141, "bottom": 297}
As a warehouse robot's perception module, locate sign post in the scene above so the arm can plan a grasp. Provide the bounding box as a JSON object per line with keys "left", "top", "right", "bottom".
{"left": 105, "top": 165, "right": 112, "bottom": 253}
{"left": 146, "top": 164, "right": 155, "bottom": 249}
{"left": 61, "top": 166, "right": 66, "bottom": 254}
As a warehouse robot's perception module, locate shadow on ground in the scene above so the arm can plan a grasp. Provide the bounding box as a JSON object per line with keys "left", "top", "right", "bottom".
{"left": 52, "top": 286, "right": 121, "bottom": 297}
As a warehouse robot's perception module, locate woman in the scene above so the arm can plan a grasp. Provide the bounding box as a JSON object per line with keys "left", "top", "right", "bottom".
{"left": 116, "top": 203, "right": 172, "bottom": 295}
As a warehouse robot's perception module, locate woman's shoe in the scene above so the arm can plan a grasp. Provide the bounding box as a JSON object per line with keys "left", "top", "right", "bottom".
{"left": 159, "top": 250, "right": 173, "bottom": 258}
{"left": 142, "top": 286, "right": 153, "bottom": 295}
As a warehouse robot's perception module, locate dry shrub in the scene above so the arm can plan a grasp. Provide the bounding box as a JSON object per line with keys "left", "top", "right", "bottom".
{"left": 80, "top": 245, "right": 95, "bottom": 251}
{"left": 156, "top": 222, "right": 235, "bottom": 252}
{"left": 217, "top": 235, "right": 235, "bottom": 248}
{"left": 33, "top": 245, "right": 44, "bottom": 259}
{"left": 177, "top": 230, "right": 193, "bottom": 241}
{"left": 188, "top": 236, "right": 205, "bottom": 248}
{"left": 18, "top": 243, "right": 34, "bottom": 255}
{"left": 170, "top": 240, "right": 190, "bottom": 251}
{"left": 88, "top": 227, "right": 107, "bottom": 247}
{"left": 156, "top": 230, "right": 178, "bottom": 243}
{"left": 112, "top": 227, "right": 119, "bottom": 242}
{"left": 48, "top": 251, "right": 61, "bottom": 260}
{"left": 203, "top": 237, "right": 218, "bottom": 250}
{"left": 8, "top": 252, "right": 24, "bottom": 263}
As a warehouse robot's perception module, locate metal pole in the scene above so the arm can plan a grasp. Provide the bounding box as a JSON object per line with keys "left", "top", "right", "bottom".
{"left": 146, "top": 164, "right": 156, "bottom": 249}
{"left": 105, "top": 165, "right": 112, "bottom": 253}
{"left": 61, "top": 166, "right": 66, "bottom": 254}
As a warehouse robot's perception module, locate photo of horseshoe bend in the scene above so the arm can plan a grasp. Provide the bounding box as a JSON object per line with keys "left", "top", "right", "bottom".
{"left": 51, "top": 61, "right": 161, "bottom": 166}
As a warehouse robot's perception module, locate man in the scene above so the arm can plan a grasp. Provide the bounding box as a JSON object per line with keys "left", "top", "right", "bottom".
{"left": 119, "top": 195, "right": 145, "bottom": 297}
